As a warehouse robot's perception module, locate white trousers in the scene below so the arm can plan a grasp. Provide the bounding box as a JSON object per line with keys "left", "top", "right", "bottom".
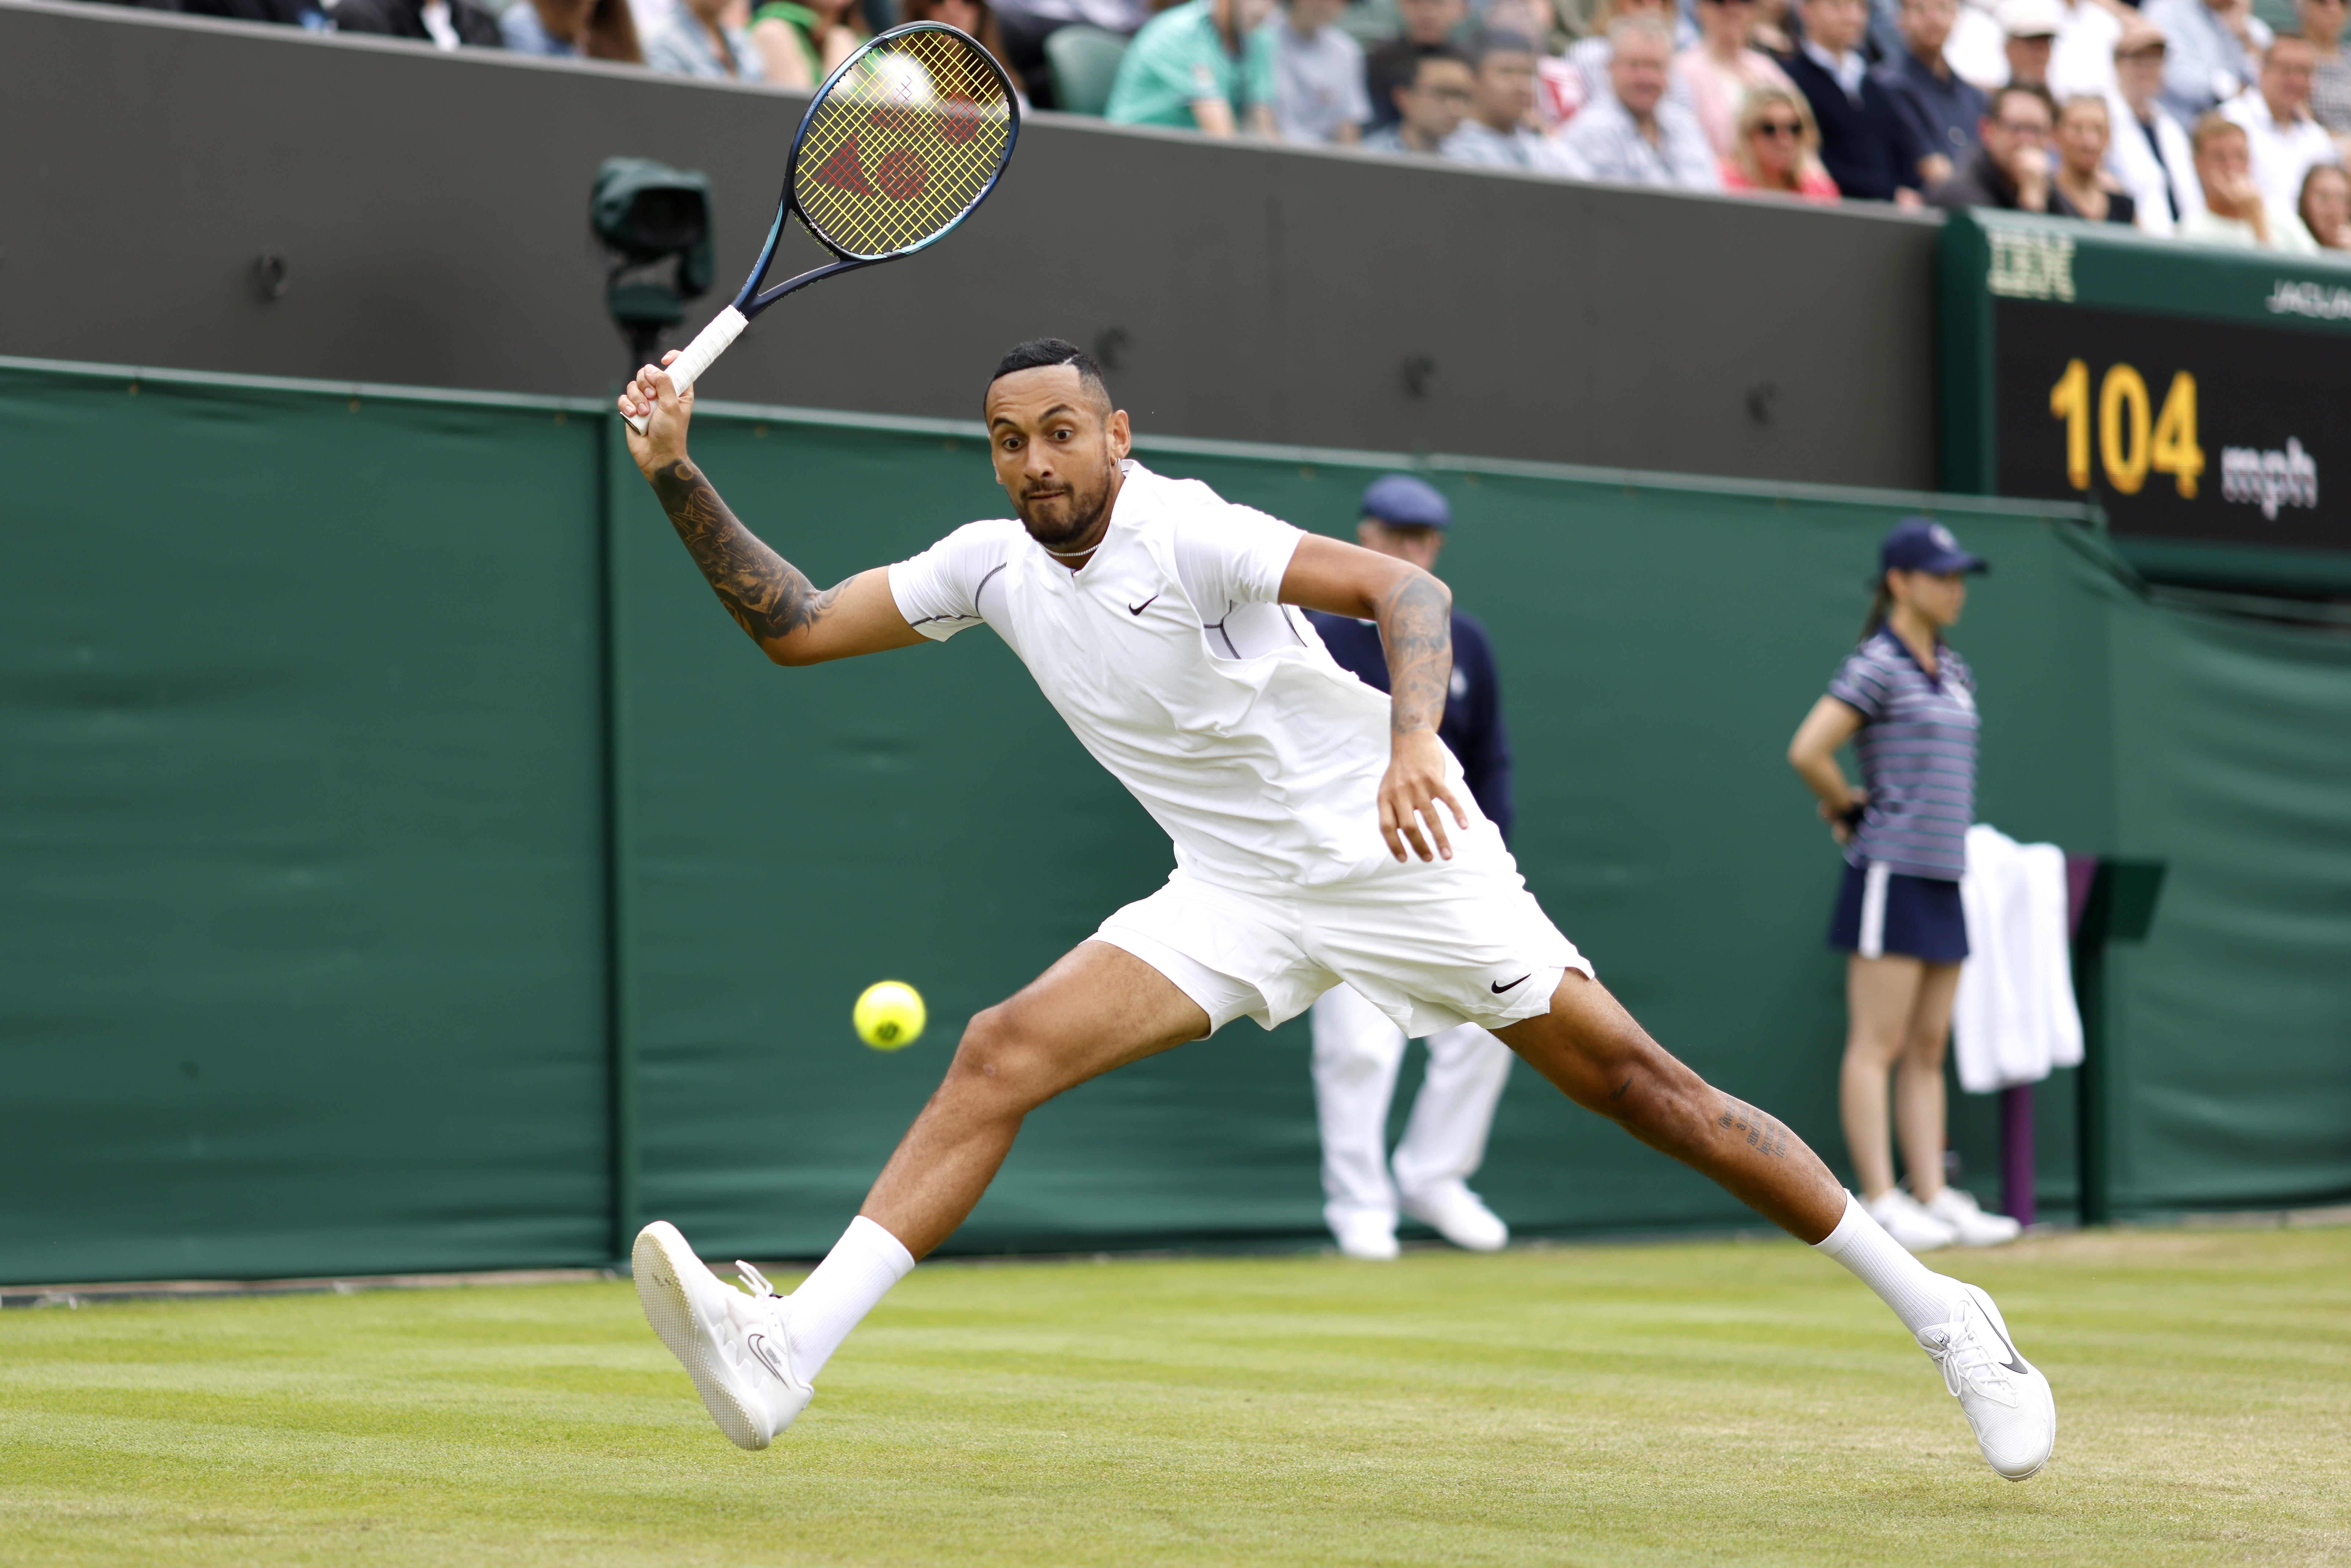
{"left": 1308, "top": 982, "right": 1514, "bottom": 1229}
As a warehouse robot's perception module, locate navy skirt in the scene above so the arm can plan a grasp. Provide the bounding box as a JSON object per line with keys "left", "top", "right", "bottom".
{"left": 1828, "top": 861, "right": 1969, "bottom": 963}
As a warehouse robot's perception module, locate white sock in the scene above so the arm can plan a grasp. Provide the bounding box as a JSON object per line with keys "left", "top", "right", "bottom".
{"left": 1812, "top": 1191, "right": 1962, "bottom": 1337}
{"left": 787, "top": 1215, "right": 915, "bottom": 1384}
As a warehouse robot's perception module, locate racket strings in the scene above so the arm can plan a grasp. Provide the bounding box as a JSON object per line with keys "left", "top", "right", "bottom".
{"left": 793, "top": 28, "right": 1014, "bottom": 260}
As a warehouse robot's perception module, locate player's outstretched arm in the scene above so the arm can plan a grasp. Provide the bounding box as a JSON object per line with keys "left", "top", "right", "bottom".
{"left": 619, "top": 357, "right": 925, "bottom": 666}
{"left": 1280, "top": 533, "right": 1467, "bottom": 863}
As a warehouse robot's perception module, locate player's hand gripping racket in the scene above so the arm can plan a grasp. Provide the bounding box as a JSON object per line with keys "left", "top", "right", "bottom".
{"left": 623, "top": 21, "right": 1019, "bottom": 433}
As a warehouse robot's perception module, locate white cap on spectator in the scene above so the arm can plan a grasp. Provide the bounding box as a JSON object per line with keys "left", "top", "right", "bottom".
{"left": 1996, "top": 0, "right": 2061, "bottom": 38}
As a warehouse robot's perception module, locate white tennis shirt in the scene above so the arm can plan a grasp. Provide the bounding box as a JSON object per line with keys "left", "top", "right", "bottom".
{"left": 889, "top": 460, "right": 1467, "bottom": 891}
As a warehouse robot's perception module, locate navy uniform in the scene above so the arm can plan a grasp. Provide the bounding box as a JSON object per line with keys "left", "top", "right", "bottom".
{"left": 1301, "top": 475, "right": 1519, "bottom": 1260}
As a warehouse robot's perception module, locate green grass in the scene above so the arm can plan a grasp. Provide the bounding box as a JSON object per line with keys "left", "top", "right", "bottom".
{"left": 3, "top": 1227, "right": 2347, "bottom": 1566}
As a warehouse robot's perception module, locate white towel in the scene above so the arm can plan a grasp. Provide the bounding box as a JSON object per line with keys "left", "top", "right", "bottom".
{"left": 1952, "top": 824, "right": 2085, "bottom": 1093}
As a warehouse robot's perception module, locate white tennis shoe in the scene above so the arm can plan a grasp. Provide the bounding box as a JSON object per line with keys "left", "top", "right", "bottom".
{"left": 1868, "top": 1188, "right": 1959, "bottom": 1252}
{"left": 1919, "top": 1282, "right": 2057, "bottom": 1480}
{"left": 1925, "top": 1185, "right": 2025, "bottom": 1246}
{"left": 1329, "top": 1209, "right": 1400, "bottom": 1260}
{"left": 632, "top": 1221, "right": 812, "bottom": 1451}
{"left": 1400, "top": 1179, "right": 1510, "bottom": 1252}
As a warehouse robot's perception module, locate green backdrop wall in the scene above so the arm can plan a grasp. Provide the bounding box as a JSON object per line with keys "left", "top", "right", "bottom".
{"left": 4, "top": 356, "right": 2345, "bottom": 1284}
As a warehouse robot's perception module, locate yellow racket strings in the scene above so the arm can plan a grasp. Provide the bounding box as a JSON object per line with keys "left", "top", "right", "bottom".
{"left": 793, "top": 29, "right": 1014, "bottom": 260}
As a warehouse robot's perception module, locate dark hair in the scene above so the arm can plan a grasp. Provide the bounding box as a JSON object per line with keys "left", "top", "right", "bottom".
{"left": 902, "top": 0, "right": 1014, "bottom": 79}
{"left": 989, "top": 338, "right": 1113, "bottom": 409}
{"left": 1409, "top": 40, "right": 1471, "bottom": 74}
{"left": 1862, "top": 573, "right": 1896, "bottom": 640}
{"left": 1988, "top": 81, "right": 2058, "bottom": 122}
{"left": 1468, "top": 26, "right": 1537, "bottom": 62}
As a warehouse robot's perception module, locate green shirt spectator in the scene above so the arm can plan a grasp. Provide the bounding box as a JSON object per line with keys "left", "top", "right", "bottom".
{"left": 1105, "top": 0, "right": 1280, "bottom": 135}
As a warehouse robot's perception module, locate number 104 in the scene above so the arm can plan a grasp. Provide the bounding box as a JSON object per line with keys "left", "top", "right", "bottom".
{"left": 2049, "top": 358, "right": 2204, "bottom": 498}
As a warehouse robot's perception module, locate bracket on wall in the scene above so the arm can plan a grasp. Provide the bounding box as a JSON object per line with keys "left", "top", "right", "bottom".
{"left": 1402, "top": 355, "right": 1436, "bottom": 399}
{"left": 254, "top": 251, "right": 292, "bottom": 301}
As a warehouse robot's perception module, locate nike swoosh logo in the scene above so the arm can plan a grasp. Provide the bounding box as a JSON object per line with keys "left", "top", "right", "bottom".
{"left": 745, "top": 1331, "right": 791, "bottom": 1384}
{"left": 1490, "top": 973, "right": 1531, "bottom": 994}
{"left": 1128, "top": 594, "right": 1159, "bottom": 616}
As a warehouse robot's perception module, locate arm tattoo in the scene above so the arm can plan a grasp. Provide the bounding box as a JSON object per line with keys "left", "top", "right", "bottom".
{"left": 1719, "top": 1097, "right": 1792, "bottom": 1160}
{"left": 1374, "top": 573, "right": 1453, "bottom": 737}
{"left": 649, "top": 458, "right": 843, "bottom": 646}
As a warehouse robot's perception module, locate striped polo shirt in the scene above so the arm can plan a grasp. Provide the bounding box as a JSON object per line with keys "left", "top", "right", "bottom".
{"left": 1827, "top": 626, "right": 1980, "bottom": 881}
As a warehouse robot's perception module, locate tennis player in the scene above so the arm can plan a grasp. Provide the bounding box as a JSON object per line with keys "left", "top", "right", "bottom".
{"left": 613, "top": 339, "right": 2057, "bottom": 1480}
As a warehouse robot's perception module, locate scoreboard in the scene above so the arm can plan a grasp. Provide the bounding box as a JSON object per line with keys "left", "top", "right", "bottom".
{"left": 1939, "top": 210, "right": 2351, "bottom": 593}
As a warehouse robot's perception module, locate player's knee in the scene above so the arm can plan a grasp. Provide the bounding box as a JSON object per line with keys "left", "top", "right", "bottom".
{"left": 946, "top": 1006, "right": 1054, "bottom": 1112}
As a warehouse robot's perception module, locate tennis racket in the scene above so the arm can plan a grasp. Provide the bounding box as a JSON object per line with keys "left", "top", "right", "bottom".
{"left": 623, "top": 21, "right": 1019, "bottom": 433}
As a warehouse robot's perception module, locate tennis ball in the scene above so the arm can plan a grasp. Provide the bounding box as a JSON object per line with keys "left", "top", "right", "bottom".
{"left": 853, "top": 980, "right": 926, "bottom": 1050}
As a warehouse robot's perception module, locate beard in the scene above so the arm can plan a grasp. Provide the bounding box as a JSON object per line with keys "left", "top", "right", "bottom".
{"left": 1014, "top": 459, "right": 1118, "bottom": 553}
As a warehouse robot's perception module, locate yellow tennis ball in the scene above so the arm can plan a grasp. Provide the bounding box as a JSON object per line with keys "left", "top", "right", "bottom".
{"left": 853, "top": 980, "right": 926, "bottom": 1051}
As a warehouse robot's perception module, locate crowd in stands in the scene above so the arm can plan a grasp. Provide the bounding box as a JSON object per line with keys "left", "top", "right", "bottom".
{"left": 115, "top": 0, "right": 2351, "bottom": 248}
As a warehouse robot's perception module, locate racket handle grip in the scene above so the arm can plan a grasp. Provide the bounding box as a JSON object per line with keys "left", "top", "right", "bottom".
{"left": 622, "top": 306, "right": 748, "bottom": 435}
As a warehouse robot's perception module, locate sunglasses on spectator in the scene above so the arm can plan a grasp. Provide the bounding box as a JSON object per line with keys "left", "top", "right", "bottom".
{"left": 1753, "top": 118, "right": 1803, "bottom": 136}
{"left": 1994, "top": 118, "right": 2051, "bottom": 136}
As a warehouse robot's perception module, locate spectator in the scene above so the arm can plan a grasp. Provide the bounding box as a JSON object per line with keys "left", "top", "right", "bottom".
{"left": 1781, "top": 0, "right": 1920, "bottom": 201}
{"left": 2303, "top": 0, "right": 2351, "bottom": 140}
{"left": 1997, "top": 0, "right": 2057, "bottom": 88}
{"left": 993, "top": 0, "right": 1152, "bottom": 108}
{"left": 2044, "top": 0, "right": 2123, "bottom": 101}
{"left": 2051, "top": 93, "right": 2137, "bottom": 218}
{"left": 1680, "top": 0, "right": 1802, "bottom": 159}
{"left": 501, "top": 0, "right": 644, "bottom": 57}
{"left": 2180, "top": 111, "right": 2322, "bottom": 246}
{"left": 2106, "top": 20, "right": 2205, "bottom": 232}
{"left": 900, "top": 0, "right": 1024, "bottom": 90}
{"left": 1554, "top": 15, "right": 1725, "bottom": 183}
{"left": 2221, "top": 35, "right": 2344, "bottom": 209}
{"left": 1443, "top": 30, "right": 1577, "bottom": 165}
{"left": 2143, "top": 0, "right": 2270, "bottom": 122}
{"left": 1721, "top": 80, "right": 1844, "bottom": 195}
{"left": 1930, "top": 81, "right": 2071, "bottom": 208}
{"left": 1553, "top": 0, "right": 1692, "bottom": 122}
{"left": 1942, "top": 0, "right": 2012, "bottom": 92}
{"left": 1488, "top": 0, "right": 1569, "bottom": 55}
{"left": 1270, "top": 0, "right": 1373, "bottom": 143}
{"left": 177, "top": 0, "right": 332, "bottom": 27}
{"left": 333, "top": 0, "right": 503, "bottom": 46}
{"left": 1876, "top": 0, "right": 1988, "bottom": 189}
{"left": 1361, "top": 43, "right": 1478, "bottom": 150}
{"left": 750, "top": 0, "right": 864, "bottom": 88}
{"left": 647, "top": 0, "right": 764, "bottom": 75}
{"left": 1105, "top": 0, "right": 1280, "bottom": 133}
{"left": 2299, "top": 159, "right": 2351, "bottom": 242}
{"left": 1366, "top": 0, "right": 1469, "bottom": 129}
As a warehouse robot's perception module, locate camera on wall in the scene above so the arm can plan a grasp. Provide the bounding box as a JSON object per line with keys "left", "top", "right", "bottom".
{"left": 592, "top": 158, "right": 715, "bottom": 373}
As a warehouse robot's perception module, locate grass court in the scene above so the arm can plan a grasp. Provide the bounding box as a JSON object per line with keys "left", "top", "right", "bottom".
{"left": 4, "top": 1224, "right": 2346, "bottom": 1566}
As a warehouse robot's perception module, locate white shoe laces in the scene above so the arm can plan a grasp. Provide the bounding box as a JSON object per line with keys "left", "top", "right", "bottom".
{"left": 1921, "top": 1297, "right": 2020, "bottom": 1408}
{"left": 693, "top": 1261, "right": 785, "bottom": 1382}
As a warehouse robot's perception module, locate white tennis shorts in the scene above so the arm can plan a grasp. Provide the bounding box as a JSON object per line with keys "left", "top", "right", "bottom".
{"left": 1094, "top": 817, "right": 1592, "bottom": 1037}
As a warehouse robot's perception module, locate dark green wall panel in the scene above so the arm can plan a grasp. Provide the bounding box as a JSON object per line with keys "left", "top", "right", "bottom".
{"left": 0, "top": 367, "right": 612, "bottom": 1283}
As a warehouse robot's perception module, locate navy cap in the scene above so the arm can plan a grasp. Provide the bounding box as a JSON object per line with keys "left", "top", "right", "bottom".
{"left": 1881, "top": 517, "right": 1988, "bottom": 575}
{"left": 1361, "top": 473, "right": 1451, "bottom": 529}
